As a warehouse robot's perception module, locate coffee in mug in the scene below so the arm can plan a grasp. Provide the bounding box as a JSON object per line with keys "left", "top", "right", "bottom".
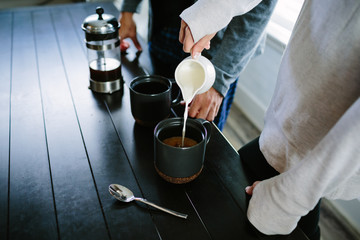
{"left": 163, "top": 136, "right": 198, "bottom": 148}
{"left": 154, "top": 117, "right": 211, "bottom": 184}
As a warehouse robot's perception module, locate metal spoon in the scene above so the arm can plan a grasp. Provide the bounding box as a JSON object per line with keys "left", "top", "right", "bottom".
{"left": 109, "top": 184, "right": 188, "bottom": 219}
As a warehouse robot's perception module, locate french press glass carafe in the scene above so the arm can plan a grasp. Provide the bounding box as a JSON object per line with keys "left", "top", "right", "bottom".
{"left": 82, "top": 7, "right": 122, "bottom": 94}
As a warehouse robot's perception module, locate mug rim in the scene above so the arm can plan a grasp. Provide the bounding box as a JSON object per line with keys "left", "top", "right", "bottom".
{"left": 129, "top": 75, "right": 172, "bottom": 97}
{"left": 154, "top": 117, "right": 207, "bottom": 149}
{"left": 154, "top": 117, "right": 208, "bottom": 182}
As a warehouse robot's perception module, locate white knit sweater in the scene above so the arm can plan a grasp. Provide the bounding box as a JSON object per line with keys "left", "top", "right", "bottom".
{"left": 181, "top": 0, "right": 360, "bottom": 235}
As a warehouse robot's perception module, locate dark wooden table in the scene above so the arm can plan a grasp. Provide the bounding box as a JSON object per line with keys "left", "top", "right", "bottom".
{"left": 0, "top": 2, "right": 308, "bottom": 240}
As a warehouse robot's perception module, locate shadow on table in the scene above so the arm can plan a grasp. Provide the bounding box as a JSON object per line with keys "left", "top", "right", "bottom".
{"left": 91, "top": 88, "right": 124, "bottom": 111}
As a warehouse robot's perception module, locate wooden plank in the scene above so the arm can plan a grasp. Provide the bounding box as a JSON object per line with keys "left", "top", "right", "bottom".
{"left": 31, "top": 8, "right": 108, "bottom": 239}
{"left": 185, "top": 127, "right": 261, "bottom": 239}
{"left": 186, "top": 166, "right": 258, "bottom": 239}
{"left": 52, "top": 4, "right": 161, "bottom": 239}
{"left": 8, "top": 10, "right": 58, "bottom": 239}
{"left": 206, "top": 128, "right": 250, "bottom": 211}
{"left": 0, "top": 11, "right": 12, "bottom": 240}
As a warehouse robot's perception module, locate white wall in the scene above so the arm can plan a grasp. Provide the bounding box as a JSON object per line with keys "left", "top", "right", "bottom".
{"left": 333, "top": 199, "right": 360, "bottom": 234}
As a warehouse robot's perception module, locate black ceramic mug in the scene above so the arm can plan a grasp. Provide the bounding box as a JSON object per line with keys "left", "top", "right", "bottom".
{"left": 129, "top": 75, "right": 181, "bottom": 127}
{"left": 154, "top": 117, "right": 211, "bottom": 184}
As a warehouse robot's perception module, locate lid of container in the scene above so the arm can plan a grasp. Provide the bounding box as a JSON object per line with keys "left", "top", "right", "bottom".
{"left": 82, "top": 7, "right": 120, "bottom": 35}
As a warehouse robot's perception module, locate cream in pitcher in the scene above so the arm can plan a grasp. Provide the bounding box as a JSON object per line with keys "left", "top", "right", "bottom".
{"left": 175, "top": 54, "right": 215, "bottom": 146}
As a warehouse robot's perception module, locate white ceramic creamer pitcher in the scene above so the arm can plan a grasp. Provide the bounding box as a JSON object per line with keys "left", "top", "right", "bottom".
{"left": 174, "top": 55, "right": 215, "bottom": 103}
{"left": 175, "top": 54, "right": 216, "bottom": 147}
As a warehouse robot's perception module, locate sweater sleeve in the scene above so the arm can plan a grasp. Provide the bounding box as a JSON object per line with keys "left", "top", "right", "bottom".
{"left": 248, "top": 98, "right": 360, "bottom": 235}
{"left": 180, "top": 0, "right": 262, "bottom": 42}
{"left": 119, "top": 0, "right": 143, "bottom": 13}
{"left": 208, "top": 0, "right": 277, "bottom": 96}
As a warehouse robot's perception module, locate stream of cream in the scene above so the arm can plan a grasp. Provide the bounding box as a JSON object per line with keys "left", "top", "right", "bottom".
{"left": 178, "top": 65, "right": 205, "bottom": 147}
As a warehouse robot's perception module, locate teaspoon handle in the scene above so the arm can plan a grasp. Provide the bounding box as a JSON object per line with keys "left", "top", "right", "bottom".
{"left": 135, "top": 198, "right": 188, "bottom": 219}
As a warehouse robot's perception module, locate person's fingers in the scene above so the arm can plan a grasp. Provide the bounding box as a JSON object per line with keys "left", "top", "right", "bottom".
{"left": 120, "top": 40, "right": 130, "bottom": 52}
{"left": 214, "top": 101, "right": 220, "bottom": 116}
{"left": 206, "top": 104, "right": 218, "bottom": 121}
{"left": 188, "top": 103, "right": 214, "bottom": 121}
{"left": 179, "top": 18, "right": 217, "bottom": 57}
{"left": 245, "top": 186, "right": 252, "bottom": 195}
{"left": 191, "top": 33, "right": 216, "bottom": 58}
{"left": 204, "top": 41, "right": 211, "bottom": 50}
{"left": 186, "top": 88, "right": 223, "bottom": 121}
{"left": 182, "top": 26, "right": 194, "bottom": 53}
{"left": 179, "top": 20, "right": 187, "bottom": 43}
{"left": 245, "top": 181, "right": 261, "bottom": 195}
{"left": 131, "top": 36, "right": 142, "bottom": 51}
{"left": 119, "top": 12, "right": 142, "bottom": 51}
{"left": 196, "top": 101, "right": 216, "bottom": 121}
{"left": 188, "top": 100, "right": 201, "bottom": 118}
{"left": 196, "top": 106, "right": 211, "bottom": 120}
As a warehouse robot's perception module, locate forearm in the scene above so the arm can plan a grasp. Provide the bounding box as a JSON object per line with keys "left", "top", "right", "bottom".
{"left": 209, "top": 0, "right": 277, "bottom": 96}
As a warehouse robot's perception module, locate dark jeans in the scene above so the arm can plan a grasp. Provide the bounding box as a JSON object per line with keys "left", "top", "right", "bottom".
{"left": 213, "top": 79, "right": 238, "bottom": 131}
{"left": 238, "top": 137, "right": 321, "bottom": 240}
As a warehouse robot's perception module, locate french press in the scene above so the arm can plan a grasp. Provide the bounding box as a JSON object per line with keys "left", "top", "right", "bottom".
{"left": 82, "top": 7, "right": 122, "bottom": 94}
